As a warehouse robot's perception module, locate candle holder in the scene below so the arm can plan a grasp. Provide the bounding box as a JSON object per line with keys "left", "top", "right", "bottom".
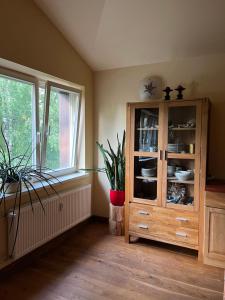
{"left": 163, "top": 86, "right": 173, "bottom": 100}
{"left": 175, "top": 85, "right": 185, "bottom": 99}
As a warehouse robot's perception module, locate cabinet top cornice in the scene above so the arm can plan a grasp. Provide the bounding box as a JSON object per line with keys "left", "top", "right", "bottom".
{"left": 127, "top": 98, "right": 209, "bottom": 106}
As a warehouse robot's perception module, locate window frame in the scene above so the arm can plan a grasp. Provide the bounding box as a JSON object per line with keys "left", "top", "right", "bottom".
{"left": 41, "top": 81, "right": 81, "bottom": 175}
{"left": 0, "top": 67, "right": 82, "bottom": 176}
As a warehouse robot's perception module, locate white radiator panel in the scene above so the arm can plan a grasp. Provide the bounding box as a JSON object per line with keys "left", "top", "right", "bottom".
{"left": 8, "top": 184, "right": 91, "bottom": 259}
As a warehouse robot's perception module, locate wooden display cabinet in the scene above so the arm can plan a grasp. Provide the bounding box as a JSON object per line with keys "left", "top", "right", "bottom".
{"left": 125, "top": 98, "right": 209, "bottom": 258}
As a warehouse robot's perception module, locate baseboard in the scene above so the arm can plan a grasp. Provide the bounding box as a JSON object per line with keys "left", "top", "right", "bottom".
{"left": 91, "top": 215, "right": 109, "bottom": 223}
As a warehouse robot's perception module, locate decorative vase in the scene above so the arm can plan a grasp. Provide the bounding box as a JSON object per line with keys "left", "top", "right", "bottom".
{"left": 110, "top": 190, "right": 125, "bottom": 206}
{"left": 5, "top": 182, "right": 20, "bottom": 194}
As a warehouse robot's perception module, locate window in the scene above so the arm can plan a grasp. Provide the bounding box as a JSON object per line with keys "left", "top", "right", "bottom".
{"left": 42, "top": 82, "right": 81, "bottom": 172}
{"left": 0, "top": 68, "right": 81, "bottom": 175}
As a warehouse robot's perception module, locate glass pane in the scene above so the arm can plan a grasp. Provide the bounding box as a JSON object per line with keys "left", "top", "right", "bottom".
{"left": 134, "top": 156, "right": 157, "bottom": 201}
{"left": 167, "top": 159, "right": 195, "bottom": 206}
{"left": 168, "top": 106, "right": 196, "bottom": 154}
{"left": 135, "top": 108, "right": 159, "bottom": 152}
{"left": 0, "top": 75, "right": 34, "bottom": 164}
{"left": 45, "top": 87, "right": 79, "bottom": 170}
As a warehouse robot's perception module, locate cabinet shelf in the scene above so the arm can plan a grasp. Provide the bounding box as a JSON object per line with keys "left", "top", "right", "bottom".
{"left": 167, "top": 153, "right": 195, "bottom": 160}
{"left": 170, "top": 128, "right": 196, "bottom": 131}
{"left": 134, "top": 151, "right": 158, "bottom": 157}
{"left": 166, "top": 202, "right": 194, "bottom": 211}
{"left": 136, "top": 176, "right": 157, "bottom": 181}
{"left": 137, "top": 127, "right": 159, "bottom": 131}
{"left": 167, "top": 177, "right": 194, "bottom": 185}
{"left": 132, "top": 198, "right": 157, "bottom": 205}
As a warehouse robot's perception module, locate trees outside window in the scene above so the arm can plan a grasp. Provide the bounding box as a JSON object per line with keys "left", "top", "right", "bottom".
{"left": 0, "top": 76, "right": 35, "bottom": 164}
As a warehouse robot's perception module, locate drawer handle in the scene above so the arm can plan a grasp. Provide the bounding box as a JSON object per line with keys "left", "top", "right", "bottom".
{"left": 138, "top": 224, "right": 149, "bottom": 229}
{"left": 176, "top": 217, "right": 189, "bottom": 222}
{"left": 138, "top": 210, "right": 150, "bottom": 215}
{"left": 176, "top": 231, "right": 187, "bottom": 238}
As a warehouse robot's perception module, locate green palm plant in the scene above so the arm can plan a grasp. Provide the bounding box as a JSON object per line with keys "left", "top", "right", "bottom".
{"left": 0, "top": 124, "right": 60, "bottom": 256}
{"left": 84, "top": 131, "right": 125, "bottom": 191}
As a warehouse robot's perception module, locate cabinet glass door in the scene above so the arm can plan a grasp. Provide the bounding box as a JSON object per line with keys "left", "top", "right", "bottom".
{"left": 162, "top": 102, "right": 201, "bottom": 211}
{"left": 133, "top": 156, "right": 158, "bottom": 201}
{"left": 131, "top": 105, "right": 163, "bottom": 205}
{"left": 134, "top": 108, "right": 159, "bottom": 153}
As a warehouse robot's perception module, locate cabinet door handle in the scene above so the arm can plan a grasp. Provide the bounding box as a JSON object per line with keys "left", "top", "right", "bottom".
{"left": 159, "top": 150, "right": 163, "bottom": 160}
{"left": 138, "top": 224, "right": 149, "bottom": 229}
{"left": 138, "top": 210, "right": 150, "bottom": 215}
{"left": 176, "top": 217, "right": 189, "bottom": 222}
{"left": 176, "top": 231, "right": 187, "bottom": 237}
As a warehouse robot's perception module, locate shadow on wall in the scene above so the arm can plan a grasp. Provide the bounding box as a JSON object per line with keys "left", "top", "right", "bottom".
{"left": 188, "top": 81, "right": 199, "bottom": 98}
{"left": 207, "top": 96, "right": 225, "bottom": 179}
{"left": 93, "top": 173, "right": 110, "bottom": 218}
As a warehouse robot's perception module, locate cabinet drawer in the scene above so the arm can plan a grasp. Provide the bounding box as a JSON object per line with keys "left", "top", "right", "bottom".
{"left": 129, "top": 203, "right": 199, "bottom": 229}
{"left": 129, "top": 203, "right": 154, "bottom": 219}
{"left": 129, "top": 217, "right": 199, "bottom": 246}
{"left": 153, "top": 207, "right": 199, "bottom": 229}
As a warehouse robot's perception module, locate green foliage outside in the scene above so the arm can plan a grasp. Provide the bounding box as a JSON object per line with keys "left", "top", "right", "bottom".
{"left": 0, "top": 76, "right": 33, "bottom": 163}
{"left": 0, "top": 76, "right": 60, "bottom": 170}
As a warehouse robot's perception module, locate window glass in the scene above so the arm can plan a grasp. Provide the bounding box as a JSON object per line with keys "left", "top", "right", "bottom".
{"left": 0, "top": 75, "right": 35, "bottom": 164}
{"left": 39, "top": 87, "right": 45, "bottom": 131}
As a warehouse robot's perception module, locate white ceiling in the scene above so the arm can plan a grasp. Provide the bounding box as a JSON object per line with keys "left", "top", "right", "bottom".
{"left": 34, "top": 0, "right": 225, "bottom": 71}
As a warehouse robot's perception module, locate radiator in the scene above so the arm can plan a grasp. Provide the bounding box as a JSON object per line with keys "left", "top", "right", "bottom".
{"left": 8, "top": 184, "right": 91, "bottom": 259}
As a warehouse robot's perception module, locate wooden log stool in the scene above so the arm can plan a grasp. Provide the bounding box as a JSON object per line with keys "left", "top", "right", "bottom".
{"left": 109, "top": 203, "right": 124, "bottom": 235}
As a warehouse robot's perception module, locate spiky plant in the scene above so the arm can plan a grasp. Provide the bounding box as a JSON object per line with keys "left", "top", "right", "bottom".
{"left": 144, "top": 82, "right": 156, "bottom": 96}
{"left": 83, "top": 131, "right": 125, "bottom": 191}
{"left": 0, "top": 124, "right": 60, "bottom": 256}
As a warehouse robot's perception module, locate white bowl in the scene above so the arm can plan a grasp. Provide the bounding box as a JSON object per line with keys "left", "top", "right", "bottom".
{"left": 175, "top": 171, "right": 193, "bottom": 181}
{"left": 141, "top": 167, "right": 157, "bottom": 177}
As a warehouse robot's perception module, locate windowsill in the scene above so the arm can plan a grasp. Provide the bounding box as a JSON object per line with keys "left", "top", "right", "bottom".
{"left": 1, "top": 171, "right": 90, "bottom": 201}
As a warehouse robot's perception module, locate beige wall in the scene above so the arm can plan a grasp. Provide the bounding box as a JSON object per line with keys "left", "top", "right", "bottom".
{"left": 0, "top": 0, "right": 93, "bottom": 264}
{"left": 94, "top": 53, "right": 225, "bottom": 217}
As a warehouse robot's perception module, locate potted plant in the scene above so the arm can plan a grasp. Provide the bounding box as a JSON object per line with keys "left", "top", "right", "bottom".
{"left": 84, "top": 131, "right": 125, "bottom": 206}
{"left": 0, "top": 125, "right": 59, "bottom": 255}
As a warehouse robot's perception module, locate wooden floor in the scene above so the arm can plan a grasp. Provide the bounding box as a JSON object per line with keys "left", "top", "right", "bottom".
{"left": 0, "top": 222, "right": 224, "bottom": 300}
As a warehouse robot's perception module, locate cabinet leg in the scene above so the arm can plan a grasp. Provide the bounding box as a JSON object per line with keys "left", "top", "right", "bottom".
{"left": 223, "top": 270, "right": 225, "bottom": 300}
{"left": 125, "top": 233, "right": 130, "bottom": 243}
{"left": 125, "top": 234, "right": 139, "bottom": 244}
{"left": 197, "top": 249, "right": 204, "bottom": 263}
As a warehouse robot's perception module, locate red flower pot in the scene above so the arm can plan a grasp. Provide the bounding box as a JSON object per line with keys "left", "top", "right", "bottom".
{"left": 110, "top": 190, "right": 125, "bottom": 206}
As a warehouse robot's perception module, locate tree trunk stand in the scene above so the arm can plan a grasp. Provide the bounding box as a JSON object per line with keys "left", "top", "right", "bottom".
{"left": 109, "top": 203, "right": 124, "bottom": 235}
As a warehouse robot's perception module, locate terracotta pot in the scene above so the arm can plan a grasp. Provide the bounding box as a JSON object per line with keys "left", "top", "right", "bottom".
{"left": 110, "top": 190, "right": 125, "bottom": 206}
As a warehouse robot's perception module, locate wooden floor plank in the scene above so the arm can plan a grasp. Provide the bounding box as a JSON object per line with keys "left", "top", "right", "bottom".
{"left": 0, "top": 222, "right": 223, "bottom": 300}
{"left": 38, "top": 250, "right": 221, "bottom": 300}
